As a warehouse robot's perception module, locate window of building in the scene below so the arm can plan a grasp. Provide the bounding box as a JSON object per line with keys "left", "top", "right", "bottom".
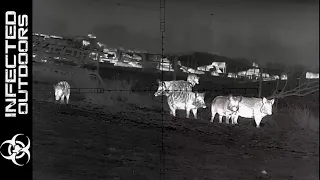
{"left": 55, "top": 48, "right": 62, "bottom": 52}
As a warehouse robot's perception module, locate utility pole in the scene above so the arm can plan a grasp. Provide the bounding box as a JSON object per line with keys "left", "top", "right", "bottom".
{"left": 94, "top": 49, "right": 100, "bottom": 86}
{"left": 141, "top": 53, "right": 147, "bottom": 71}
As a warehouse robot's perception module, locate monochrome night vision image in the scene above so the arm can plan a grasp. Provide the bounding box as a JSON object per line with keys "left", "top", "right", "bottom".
{"left": 32, "top": 0, "right": 319, "bottom": 179}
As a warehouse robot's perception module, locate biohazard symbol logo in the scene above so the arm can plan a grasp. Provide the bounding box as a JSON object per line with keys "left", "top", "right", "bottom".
{"left": 0, "top": 134, "right": 31, "bottom": 166}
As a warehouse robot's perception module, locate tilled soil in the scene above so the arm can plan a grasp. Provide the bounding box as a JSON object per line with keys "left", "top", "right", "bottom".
{"left": 33, "top": 96, "right": 319, "bottom": 180}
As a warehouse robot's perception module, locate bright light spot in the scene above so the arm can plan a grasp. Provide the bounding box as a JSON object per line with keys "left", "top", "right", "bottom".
{"left": 88, "top": 34, "right": 96, "bottom": 39}
{"left": 306, "top": 72, "right": 319, "bottom": 79}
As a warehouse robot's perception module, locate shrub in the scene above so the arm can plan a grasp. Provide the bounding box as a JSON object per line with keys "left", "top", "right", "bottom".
{"left": 84, "top": 77, "right": 161, "bottom": 110}
{"left": 288, "top": 104, "right": 319, "bottom": 132}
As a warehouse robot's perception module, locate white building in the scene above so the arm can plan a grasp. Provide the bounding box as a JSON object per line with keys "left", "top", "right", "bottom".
{"left": 197, "top": 64, "right": 214, "bottom": 72}
{"left": 280, "top": 74, "right": 288, "bottom": 80}
{"left": 227, "top": 72, "right": 237, "bottom": 78}
{"left": 211, "top": 62, "right": 227, "bottom": 74}
{"left": 157, "top": 58, "right": 174, "bottom": 71}
{"left": 252, "top": 62, "right": 259, "bottom": 68}
{"left": 238, "top": 68, "right": 270, "bottom": 80}
{"left": 306, "top": 72, "right": 319, "bottom": 79}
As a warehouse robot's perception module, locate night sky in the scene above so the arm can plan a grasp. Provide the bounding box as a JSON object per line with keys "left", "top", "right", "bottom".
{"left": 33, "top": 0, "right": 319, "bottom": 70}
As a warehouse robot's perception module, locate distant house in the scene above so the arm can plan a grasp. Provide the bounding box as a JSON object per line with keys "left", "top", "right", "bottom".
{"left": 88, "top": 34, "right": 96, "bottom": 39}
{"left": 32, "top": 32, "right": 105, "bottom": 63}
{"left": 197, "top": 64, "right": 214, "bottom": 72}
{"left": 252, "top": 62, "right": 259, "bottom": 68}
{"left": 74, "top": 35, "right": 103, "bottom": 49}
{"left": 114, "top": 61, "right": 133, "bottom": 68}
{"left": 47, "top": 35, "right": 67, "bottom": 46}
{"left": 306, "top": 72, "right": 319, "bottom": 79}
{"left": 101, "top": 51, "right": 117, "bottom": 61}
{"left": 271, "top": 75, "right": 280, "bottom": 80}
{"left": 34, "top": 44, "right": 94, "bottom": 61}
{"left": 238, "top": 68, "right": 270, "bottom": 80}
{"left": 180, "top": 65, "right": 205, "bottom": 74}
{"left": 211, "top": 62, "right": 227, "bottom": 74}
{"left": 196, "top": 62, "right": 227, "bottom": 74}
{"left": 33, "top": 33, "right": 70, "bottom": 47}
{"left": 83, "top": 40, "right": 91, "bottom": 47}
{"left": 32, "top": 33, "right": 45, "bottom": 43}
{"left": 227, "top": 72, "right": 237, "bottom": 78}
{"left": 87, "top": 50, "right": 99, "bottom": 61}
{"left": 237, "top": 68, "right": 260, "bottom": 79}
{"left": 157, "top": 58, "right": 174, "bottom": 71}
{"left": 211, "top": 71, "right": 220, "bottom": 76}
{"left": 280, "top": 74, "right": 288, "bottom": 80}
{"left": 128, "top": 61, "right": 142, "bottom": 68}
{"left": 187, "top": 68, "right": 205, "bottom": 75}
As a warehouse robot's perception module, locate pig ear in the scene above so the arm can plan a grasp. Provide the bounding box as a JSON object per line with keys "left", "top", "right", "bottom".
{"left": 270, "top": 99, "right": 275, "bottom": 105}
{"left": 262, "top": 97, "right": 267, "bottom": 104}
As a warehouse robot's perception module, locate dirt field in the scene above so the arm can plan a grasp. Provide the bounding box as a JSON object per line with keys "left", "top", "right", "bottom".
{"left": 33, "top": 82, "right": 319, "bottom": 180}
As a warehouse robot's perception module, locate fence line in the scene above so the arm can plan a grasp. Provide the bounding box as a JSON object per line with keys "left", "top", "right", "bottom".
{"left": 69, "top": 87, "right": 259, "bottom": 94}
